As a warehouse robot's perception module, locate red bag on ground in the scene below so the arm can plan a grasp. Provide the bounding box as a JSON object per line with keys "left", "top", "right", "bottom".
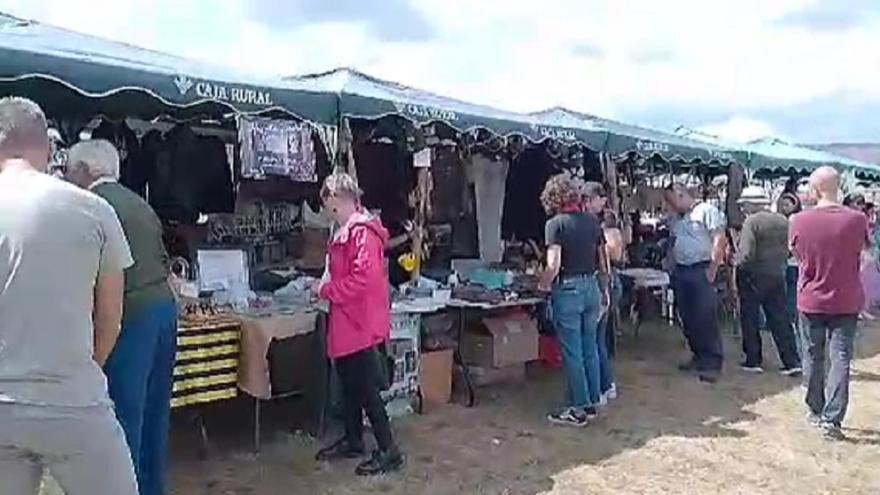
{"left": 539, "top": 335, "right": 562, "bottom": 370}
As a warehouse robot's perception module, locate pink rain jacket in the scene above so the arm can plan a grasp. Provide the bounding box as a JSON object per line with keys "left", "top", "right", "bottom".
{"left": 319, "top": 210, "right": 391, "bottom": 358}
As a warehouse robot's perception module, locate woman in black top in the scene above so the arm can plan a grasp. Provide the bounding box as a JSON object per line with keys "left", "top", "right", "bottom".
{"left": 538, "top": 174, "right": 607, "bottom": 427}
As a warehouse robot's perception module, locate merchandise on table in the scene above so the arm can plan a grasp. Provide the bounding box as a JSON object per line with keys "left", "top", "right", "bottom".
{"left": 172, "top": 314, "right": 241, "bottom": 408}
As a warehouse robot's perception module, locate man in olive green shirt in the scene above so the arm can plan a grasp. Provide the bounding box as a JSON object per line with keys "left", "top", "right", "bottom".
{"left": 735, "top": 186, "right": 800, "bottom": 375}
{"left": 66, "top": 139, "right": 176, "bottom": 495}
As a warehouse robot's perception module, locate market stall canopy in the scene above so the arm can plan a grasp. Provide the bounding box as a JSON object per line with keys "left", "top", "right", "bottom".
{"left": 532, "top": 108, "right": 739, "bottom": 165}
{"left": 0, "top": 12, "right": 337, "bottom": 123}
{"left": 745, "top": 138, "right": 880, "bottom": 179}
{"left": 285, "top": 68, "right": 609, "bottom": 150}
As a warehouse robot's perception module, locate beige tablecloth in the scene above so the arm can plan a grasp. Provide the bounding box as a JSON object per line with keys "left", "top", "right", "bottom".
{"left": 235, "top": 312, "right": 318, "bottom": 399}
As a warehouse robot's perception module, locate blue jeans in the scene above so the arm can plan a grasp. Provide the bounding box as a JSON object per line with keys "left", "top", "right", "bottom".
{"left": 104, "top": 298, "right": 178, "bottom": 495}
{"left": 552, "top": 274, "right": 602, "bottom": 408}
{"left": 800, "top": 313, "right": 857, "bottom": 427}
{"left": 672, "top": 263, "right": 723, "bottom": 371}
{"left": 785, "top": 265, "right": 802, "bottom": 359}
{"left": 597, "top": 272, "right": 621, "bottom": 393}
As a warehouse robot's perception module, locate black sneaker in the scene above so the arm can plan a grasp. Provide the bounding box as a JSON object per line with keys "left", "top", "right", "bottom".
{"left": 740, "top": 361, "right": 764, "bottom": 373}
{"left": 547, "top": 408, "right": 589, "bottom": 427}
{"left": 583, "top": 406, "right": 599, "bottom": 420}
{"left": 780, "top": 366, "right": 802, "bottom": 377}
{"left": 698, "top": 371, "right": 720, "bottom": 383}
{"left": 355, "top": 448, "right": 405, "bottom": 476}
{"left": 316, "top": 437, "right": 366, "bottom": 462}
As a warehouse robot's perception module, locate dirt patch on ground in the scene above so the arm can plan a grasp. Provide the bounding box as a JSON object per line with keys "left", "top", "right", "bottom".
{"left": 156, "top": 321, "right": 880, "bottom": 494}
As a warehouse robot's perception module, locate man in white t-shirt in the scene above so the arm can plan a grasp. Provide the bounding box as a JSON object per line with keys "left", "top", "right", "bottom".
{"left": 0, "top": 97, "right": 138, "bottom": 495}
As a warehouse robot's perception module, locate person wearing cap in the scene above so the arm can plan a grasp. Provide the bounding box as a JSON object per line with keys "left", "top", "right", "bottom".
{"left": 735, "top": 186, "right": 801, "bottom": 375}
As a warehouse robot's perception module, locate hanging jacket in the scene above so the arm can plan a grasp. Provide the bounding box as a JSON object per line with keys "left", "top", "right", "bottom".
{"left": 196, "top": 135, "right": 235, "bottom": 213}
{"left": 319, "top": 210, "right": 391, "bottom": 359}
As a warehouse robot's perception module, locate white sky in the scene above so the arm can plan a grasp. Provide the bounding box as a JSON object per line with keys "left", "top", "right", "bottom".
{"left": 1, "top": 0, "right": 878, "bottom": 143}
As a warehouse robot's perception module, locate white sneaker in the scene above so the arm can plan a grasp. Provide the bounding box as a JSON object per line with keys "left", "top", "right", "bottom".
{"left": 606, "top": 383, "right": 618, "bottom": 400}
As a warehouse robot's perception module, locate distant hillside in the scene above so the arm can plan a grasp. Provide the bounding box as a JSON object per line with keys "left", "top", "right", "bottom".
{"left": 811, "top": 143, "right": 880, "bottom": 165}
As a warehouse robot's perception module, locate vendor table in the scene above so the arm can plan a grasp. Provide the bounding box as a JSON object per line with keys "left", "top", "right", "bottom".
{"left": 173, "top": 316, "right": 242, "bottom": 456}
{"left": 235, "top": 310, "right": 324, "bottom": 452}
{"left": 446, "top": 297, "right": 545, "bottom": 407}
{"left": 618, "top": 268, "right": 675, "bottom": 336}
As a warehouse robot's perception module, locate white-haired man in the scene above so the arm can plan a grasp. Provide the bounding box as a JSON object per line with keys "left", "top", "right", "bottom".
{"left": 735, "top": 186, "right": 801, "bottom": 375}
{"left": 0, "top": 98, "right": 138, "bottom": 494}
{"left": 65, "top": 139, "right": 176, "bottom": 495}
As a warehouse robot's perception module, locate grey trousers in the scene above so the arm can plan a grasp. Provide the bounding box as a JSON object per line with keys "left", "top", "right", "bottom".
{"left": 0, "top": 402, "right": 138, "bottom": 495}
{"left": 800, "top": 313, "right": 858, "bottom": 427}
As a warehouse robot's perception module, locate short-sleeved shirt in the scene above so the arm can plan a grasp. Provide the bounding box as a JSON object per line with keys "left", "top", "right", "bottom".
{"left": 0, "top": 170, "right": 133, "bottom": 407}
{"left": 667, "top": 202, "right": 726, "bottom": 266}
{"left": 789, "top": 205, "right": 867, "bottom": 315}
{"left": 545, "top": 212, "right": 604, "bottom": 276}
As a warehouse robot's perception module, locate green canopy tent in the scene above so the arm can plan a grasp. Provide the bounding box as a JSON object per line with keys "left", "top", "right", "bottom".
{"left": 285, "top": 68, "right": 609, "bottom": 151}
{"left": 0, "top": 12, "right": 338, "bottom": 125}
{"left": 744, "top": 138, "right": 880, "bottom": 180}
{"left": 531, "top": 108, "right": 742, "bottom": 168}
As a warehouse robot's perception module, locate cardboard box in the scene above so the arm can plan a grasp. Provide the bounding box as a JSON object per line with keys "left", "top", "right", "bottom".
{"left": 419, "top": 349, "right": 453, "bottom": 406}
{"left": 460, "top": 313, "right": 539, "bottom": 368}
{"left": 466, "top": 364, "right": 526, "bottom": 387}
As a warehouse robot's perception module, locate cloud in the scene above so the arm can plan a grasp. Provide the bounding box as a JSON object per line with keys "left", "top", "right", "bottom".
{"left": 774, "top": 0, "right": 880, "bottom": 32}
{"left": 0, "top": 0, "right": 878, "bottom": 144}
{"left": 628, "top": 48, "right": 675, "bottom": 65}
{"left": 698, "top": 117, "right": 779, "bottom": 143}
{"left": 246, "top": 0, "right": 436, "bottom": 42}
{"left": 571, "top": 43, "right": 604, "bottom": 59}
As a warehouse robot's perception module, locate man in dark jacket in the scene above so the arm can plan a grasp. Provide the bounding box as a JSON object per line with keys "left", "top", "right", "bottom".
{"left": 735, "top": 186, "right": 801, "bottom": 376}
{"left": 66, "top": 139, "right": 177, "bottom": 495}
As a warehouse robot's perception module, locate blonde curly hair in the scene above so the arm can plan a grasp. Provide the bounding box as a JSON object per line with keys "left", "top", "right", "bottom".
{"left": 320, "top": 172, "right": 363, "bottom": 202}
{"left": 540, "top": 173, "right": 585, "bottom": 215}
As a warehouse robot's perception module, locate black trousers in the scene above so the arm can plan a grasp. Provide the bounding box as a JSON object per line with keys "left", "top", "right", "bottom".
{"left": 673, "top": 263, "right": 724, "bottom": 370}
{"left": 737, "top": 269, "right": 800, "bottom": 369}
{"left": 336, "top": 347, "right": 395, "bottom": 452}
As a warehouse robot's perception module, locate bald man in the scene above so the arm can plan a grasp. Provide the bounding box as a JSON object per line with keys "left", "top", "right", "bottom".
{"left": 0, "top": 97, "right": 138, "bottom": 493}
{"left": 789, "top": 166, "right": 867, "bottom": 441}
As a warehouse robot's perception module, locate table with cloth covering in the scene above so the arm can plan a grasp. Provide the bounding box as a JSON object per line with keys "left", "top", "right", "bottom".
{"left": 172, "top": 309, "right": 326, "bottom": 454}
{"left": 235, "top": 310, "right": 324, "bottom": 452}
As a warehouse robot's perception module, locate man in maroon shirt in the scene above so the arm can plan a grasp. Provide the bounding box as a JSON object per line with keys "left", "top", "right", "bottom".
{"left": 789, "top": 166, "right": 867, "bottom": 440}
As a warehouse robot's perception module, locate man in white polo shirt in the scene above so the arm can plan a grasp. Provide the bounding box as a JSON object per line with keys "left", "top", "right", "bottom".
{"left": 0, "top": 97, "right": 138, "bottom": 495}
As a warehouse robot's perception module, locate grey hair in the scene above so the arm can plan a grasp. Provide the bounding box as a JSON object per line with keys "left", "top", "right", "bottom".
{"left": 0, "top": 96, "right": 49, "bottom": 157}
{"left": 582, "top": 181, "right": 605, "bottom": 199}
{"left": 320, "top": 172, "right": 362, "bottom": 201}
{"left": 67, "top": 139, "right": 121, "bottom": 180}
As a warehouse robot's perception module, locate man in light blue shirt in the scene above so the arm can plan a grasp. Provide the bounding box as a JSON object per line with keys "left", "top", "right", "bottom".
{"left": 664, "top": 183, "right": 727, "bottom": 382}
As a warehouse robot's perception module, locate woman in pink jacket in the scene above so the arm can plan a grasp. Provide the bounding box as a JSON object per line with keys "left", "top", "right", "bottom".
{"left": 314, "top": 172, "right": 403, "bottom": 476}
